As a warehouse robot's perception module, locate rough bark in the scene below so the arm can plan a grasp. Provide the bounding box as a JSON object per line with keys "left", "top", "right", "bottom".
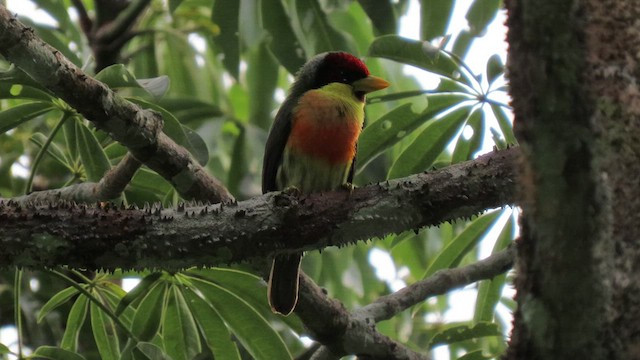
{"left": 505, "top": 0, "right": 640, "bottom": 359}
{"left": 0, "top": 148, "right": 518, "bottom": 270}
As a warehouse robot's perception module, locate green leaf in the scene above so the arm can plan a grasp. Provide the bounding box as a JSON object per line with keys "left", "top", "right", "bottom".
{"left": 95, "top": 64, "right": 140, "bottom": 89}
{"left": 451, "top": 30, "right": 475, "bottom": 58}
{"left": 474, "top": 215, "right": 514, "bottom": 323}
{"left": 38, "top": 286, "right": 79, "bottom": 323}
{"left": 63, "top": 116, "right": 79, "bottom": 163}
{"left": 368, "top": 35, "right": 474, "bottom": 86}
{"left": 95, "top": 64, "right": 169, "bottom": 98}
{"left": 490, "top": 103, "right": 517, "bottom": 145}
{"left": 227, "top": 124, "right": 247, "bottom": 196}
{"left": 135, "top": 342, "right": 173, "bottom": 360}
{"left": 0, "top": 343, "right": 10, "bottom": 355}
{"left": 185, "top": 268, "right": 307, "bottom": 332}
{"left": 357, "top": 0, "right": 397, "bottom": 34}
{"left": 136, "top": 76, "right": 170, "bottom": 98}
{"left": 60, "top": 295, "right": 89, "bottom": 351}
{"left": 212, "top": 0, "right": 240, "bottom": 79}
{"left": 421, "top": 0, "right": 455, "bottom": 41}
{"left": 294, "top": 0, "right": 356, "bottom": 55}
{"left": 423, "top": 211, "right": 502, "bottom": 279}
{"left": 428, "top": 322, "right": 501, "bottom": 348}
{"left": 388, "top": 105, "right": 471, "bottom": 179}
{"left": 0, "top": 102, "right": 54, "bottom": 134}
{"left": 247, "top": 41, "right": 279, "bottom": 130}
{"left": 189, "top": 277, "right": 291, "bottom": 360}
{"left": 116, "top": 273, "right": 162, "bottom": 316}
{"left": 32, "top": 346, "right": 87, "bottom": 360}
{"left": 457, "top": 349, "right": 495, "bottom": 360}
{"left": 162, "top": 286, "right": 201, "bottom": 360}
{"left": 466, "top": 0, "right": 501, "bottom": 36}
{"left": 131, "top": 282, "right": 167, "bottom": 341}
{"left": 128, "top": 98, "right": 209, "bottom": 165}
{"left": 90, "top": 300, "right": 120, "bottom": 360}
{"left": 486, "top": 54, "right": 504, "bottom": 85}
{"left": 168, "top": 0, "right": 184, "bottom": 13}
{"left": 183, "top": 289, "right": 241, "bottom": 360}
{"left": 30, "top": 132, "right": 72, "bottom": 170}
{"left": 155, "top": 98, "right": 224, "bottom": 125}
{"left": 75, "top": 121, "right": 111, "bottom": 182}
{"left": 261, "top": 0, "right": 307, "bottom": 74}
{"left": 0, "top": 83, "right": 53, "bottom": 101}
{"left": 360, "top": 93, "right": 470, "bottom": 167}
{"left": 451, "top": 108, "right": 484, "bottom": 163}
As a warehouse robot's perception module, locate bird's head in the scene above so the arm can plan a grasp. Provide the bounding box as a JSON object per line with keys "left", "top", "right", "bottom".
{"left": 291, "top": 52, "right": 390, "bottom": 101}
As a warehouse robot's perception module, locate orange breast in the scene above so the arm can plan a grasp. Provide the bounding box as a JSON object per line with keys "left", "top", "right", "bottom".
{"left": 287, "top": 118, "right": 361, "bottom": 164}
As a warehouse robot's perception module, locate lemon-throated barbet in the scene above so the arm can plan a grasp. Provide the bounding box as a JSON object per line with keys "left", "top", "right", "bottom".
{"left": 262, "top": 52, "right": 390, "bottom": 315}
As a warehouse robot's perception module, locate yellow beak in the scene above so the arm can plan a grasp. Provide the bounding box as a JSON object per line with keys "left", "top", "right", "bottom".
{"left": 352, "top": 75, "right": 390, "bottom": 94}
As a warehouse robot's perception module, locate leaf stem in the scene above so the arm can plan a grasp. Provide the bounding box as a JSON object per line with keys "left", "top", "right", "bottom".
{"left": 47, "top": 269, "right": 140, "bottom": 343}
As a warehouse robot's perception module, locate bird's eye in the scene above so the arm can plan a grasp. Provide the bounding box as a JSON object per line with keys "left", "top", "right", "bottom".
{"left": 339, "top": 71, "right": 348, "bottom": 83}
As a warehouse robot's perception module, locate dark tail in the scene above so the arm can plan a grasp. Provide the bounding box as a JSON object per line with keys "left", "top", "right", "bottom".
{"left": 268, "top": 253, "right": 302, "bottom": 315}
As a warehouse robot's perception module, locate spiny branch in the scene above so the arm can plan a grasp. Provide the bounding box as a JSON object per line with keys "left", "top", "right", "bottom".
{"left": 0, "top": 147, "right": 518, "bottom": 270}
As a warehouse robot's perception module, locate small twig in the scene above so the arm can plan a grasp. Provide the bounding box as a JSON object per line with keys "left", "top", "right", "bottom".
{"left": 94, "top": 153, "right": 142, "bottom": 199}
{"left": 358, "top": 244, "right": 516, "bottom": 322}
{"left": 9, "top": 152, "right": 142, "bottom": 204}
{"left": 96, "top": 0, "right": 151, "bottom": 43}
{"left": 70, "top": 0, "right": 92, "bottom": 35}
{"left": 296, "top": 245, "right": 516, "bottom": 359}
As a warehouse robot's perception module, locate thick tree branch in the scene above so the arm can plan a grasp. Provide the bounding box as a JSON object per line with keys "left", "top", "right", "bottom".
{"left": 297, "top": 275, "right": 430, "bottom": 360}
{"left": 0, "top": 5, "right": 233, "bottom": 203}
{"left": 0, "top": 147, "right": 518, "bottom": 270}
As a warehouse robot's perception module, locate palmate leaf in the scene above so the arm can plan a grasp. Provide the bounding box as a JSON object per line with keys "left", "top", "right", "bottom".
{"left": 128, "top": 98, "right": 209, "bottom": 165}
{"left": 465, "top": 0, "right": 501, "bottom": 36}
{"left": 186, "top": 268, "right": 304, "bottom": 333}
{"left": 162, "top": 285, "right": 201, "bottom": 360}
{"left": 451, "top": 108, "right": 485, "bottom": 163}
{"left": 135, "top": 342, "right": 173, "bottom": 360}
{"left": 359, "top": 93, "right": 471, "bottom": 168}
{"left": 261, "top": 0, "right": 307, "bottom": 74}
{"left": 423, "top": 210, "right": 502, "bottom": 279}
{"left": 211, "top": 0, "right": 240, "bottom": 79}
{"left": 387, "top": 104, "right": 472, "bottom": 180}
{"left": 183, "top": 288, "right": 241, "bottom": 360}
{"left": 293, "top": 0, "right": 356, "bottom": 55}
{"left": 490, "top": 103, "right": 517, "bottom": 145}
{"left": 90, "top": 300, "right": 119, "bottom": 360}
{"left": 428, "top": 322, "right": 501, "bottom": 348}
{"left": 420, "top": 0, "right": 455, "bottom": 41}
{"left": 188, "top": 276, "right": 292, "bottom": 360}
{"left": 75, "top": 120, "right": 111, "bottom": 182}
{"left": 60, "top": 295, "right": 88, "bottom": 351}
{"left": 95, "top": 64, "right": 170, "bottom": 98}
{"left": 37, "top": 286, "right": 79, "bottom": 323}
{"left": 369, "top": 35, "right": 475, "bottom": 86}
{"left": 32, "top": 346, "right": 87, "bottom": 360}
{"left": 131, "top": 282, "right": 168, "bottom": 342}
{"left": 474, "top": 215, "right": 514, "bottom": 323}
{"left": 357, "top": 0, "right": 397, "bottom": 35}
{"left": 486, "top": 54, "right": 505, "bottom": 85}
{"left": 0, "top": 102, "right": 54, "bottom": 134}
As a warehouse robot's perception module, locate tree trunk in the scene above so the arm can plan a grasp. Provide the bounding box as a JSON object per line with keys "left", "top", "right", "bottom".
{"left": 505, "top": 0, "right": 640, "bottom": 358}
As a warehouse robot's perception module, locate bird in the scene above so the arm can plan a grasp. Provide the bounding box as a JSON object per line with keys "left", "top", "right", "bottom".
{"left": 262, "top": 52, "right": 390, "bottom": 315}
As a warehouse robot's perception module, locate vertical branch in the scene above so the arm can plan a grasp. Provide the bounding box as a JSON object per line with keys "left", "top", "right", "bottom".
{"left": 505, "top": 0, "right": 617, "bottom": 359}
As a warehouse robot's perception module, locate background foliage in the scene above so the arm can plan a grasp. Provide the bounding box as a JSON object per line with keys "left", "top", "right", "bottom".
{"left": 0, "top": 0, "right": 515, "bottom": 359}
